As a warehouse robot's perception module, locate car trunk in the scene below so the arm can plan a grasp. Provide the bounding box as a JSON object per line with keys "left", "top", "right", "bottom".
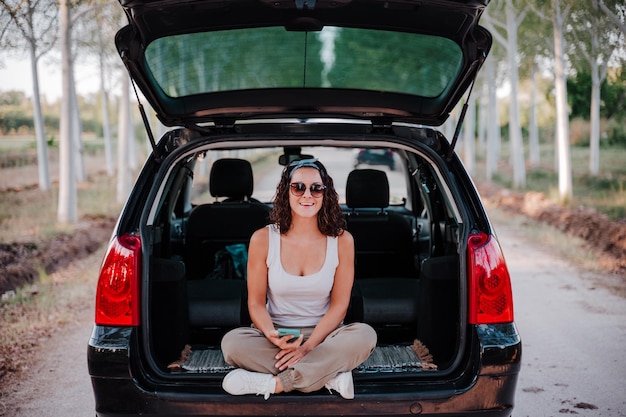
{"left": 138, "top": 127, "right": 468, "bottom": 387}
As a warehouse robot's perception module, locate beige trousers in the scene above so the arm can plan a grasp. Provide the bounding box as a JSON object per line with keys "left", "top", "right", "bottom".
{"left": 221, "top": 322, "right": 377, "bottom": 393}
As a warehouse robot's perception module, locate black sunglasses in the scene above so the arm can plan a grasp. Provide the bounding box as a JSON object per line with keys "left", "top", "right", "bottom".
{"left": 289, "top": 182, "right": 326, "bottom": 198}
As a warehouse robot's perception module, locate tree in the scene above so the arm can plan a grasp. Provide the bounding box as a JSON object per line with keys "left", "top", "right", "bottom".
{"left": 530, "top": 0, "right": 574, "bottom": 202}
{"left": 0, "top": 0, "right": 58, "bottom": 191}
{"left": 569, "top": 3, "right": 622, "bottom": 175}
{"left": 57, "top": 0, "right": 117, "bottom": 223}
{"left": 592, "top": 0, "right": 626, "bottom": 37}
{"left": 527, "top": 61, "right": 541, "bottom": 166}
{"left": 75, "top": 2, "right": 121, "bottom": 177}
{"left": 462, "top": 93, "right": 477, "bottom": 175}
{"left": 483, "top": 0, "right": 528, "bottom": 189}
{"left": 483, "top": 54, "right": 501, "bottom": 181}
{"left": 552, "top": 0, "right": 574, "bottom": 202}
{"left": 116, "top": 74, "right": 132, "bottom": 203}
{"left": 516, "top": 9, "right": 554, "bottom": 168}
{"left": 57, "top": 0, "right": 76, "bottom": 223}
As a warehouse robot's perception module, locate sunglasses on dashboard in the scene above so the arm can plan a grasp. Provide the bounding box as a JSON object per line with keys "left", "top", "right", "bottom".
{"left": 289, "top": 182, "right": 326, "bottom": 197}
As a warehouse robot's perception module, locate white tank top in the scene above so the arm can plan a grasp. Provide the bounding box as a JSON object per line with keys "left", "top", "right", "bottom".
{"left": 266, "top": 224, "right": 338, "bottom": 327}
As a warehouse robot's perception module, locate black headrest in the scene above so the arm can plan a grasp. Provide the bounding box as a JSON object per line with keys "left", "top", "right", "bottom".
{"left": 209, "top": 158, "right": 254, "bottom": 200}
{"left": 346, "top": 169, "right": 389, "bottom": 209}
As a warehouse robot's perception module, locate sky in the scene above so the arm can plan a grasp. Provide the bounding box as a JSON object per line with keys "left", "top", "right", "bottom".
{"left": 0, "top": 55, "right": 101, "bottom": 102}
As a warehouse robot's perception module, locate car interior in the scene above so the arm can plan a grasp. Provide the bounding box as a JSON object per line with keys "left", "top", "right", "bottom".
{"left": 146, "top": 144, "right": 462, "bottom": 376}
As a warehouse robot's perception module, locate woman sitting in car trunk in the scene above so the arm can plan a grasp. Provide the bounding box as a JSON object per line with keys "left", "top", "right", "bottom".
{"left": 221, "top": 158, "right": 376, "bottom": 400}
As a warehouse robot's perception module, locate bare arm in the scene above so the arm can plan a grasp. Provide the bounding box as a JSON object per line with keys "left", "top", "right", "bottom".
{"left": 246, "top": 227, "right": 275, "bottom": 336}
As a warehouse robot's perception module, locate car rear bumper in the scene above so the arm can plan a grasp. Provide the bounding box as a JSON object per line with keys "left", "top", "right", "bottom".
{"left": 88, "top": 324, "right": 521, "bottom": 416}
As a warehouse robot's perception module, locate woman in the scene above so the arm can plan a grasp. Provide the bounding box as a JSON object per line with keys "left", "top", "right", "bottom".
{"left": 221, "top": 158, "right": 377, "bottom": 400}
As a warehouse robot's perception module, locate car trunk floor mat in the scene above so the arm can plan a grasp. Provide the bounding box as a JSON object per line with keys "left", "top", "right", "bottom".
{"left": 167, "top": 339, "right": 437, "bottom": 374}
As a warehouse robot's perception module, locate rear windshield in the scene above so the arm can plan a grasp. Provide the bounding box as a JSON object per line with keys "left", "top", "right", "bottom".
{"left": 145, "top": 26, "right": 463, "bottom": 99}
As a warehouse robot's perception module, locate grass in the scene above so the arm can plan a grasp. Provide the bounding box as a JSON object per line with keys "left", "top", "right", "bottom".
{"left": 475, "top": 142, "right": 626, "bottom": 221}
{"left": 0, "top": 135, "right": 38, "bottom": 151}
{"left": 486, "top": 206, "right": 605, "bottom": 273}
{"left": 0, "top": 172, "right": 120, "bottom": 243}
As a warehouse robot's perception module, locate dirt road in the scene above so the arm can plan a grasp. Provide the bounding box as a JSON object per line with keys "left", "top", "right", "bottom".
{"left": 1, "top": 213, "right": 625, "bottom": 416}
{"left": 495, "top": 220, "right": 626, "bottom": 417}
{"left": 0, "top": 248, "right": 99, "bottom": 417}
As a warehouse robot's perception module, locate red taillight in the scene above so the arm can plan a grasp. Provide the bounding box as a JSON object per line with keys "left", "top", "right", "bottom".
{"left": 95, "top": 234, "right": 141, "bottom": 326}
{"left": 468, "top": 232, "right": 514, "bottom": 324}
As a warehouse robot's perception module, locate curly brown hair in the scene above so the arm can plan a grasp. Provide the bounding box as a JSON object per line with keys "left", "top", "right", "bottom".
{"left": 269, "top": 159, "right": 346, "bottom": 237}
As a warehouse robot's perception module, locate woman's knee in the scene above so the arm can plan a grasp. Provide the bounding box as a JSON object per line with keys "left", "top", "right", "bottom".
{"left": 221, "top": 329, "right": 237, "bottom": 360}
{"left": 221, "top": 327, "right": 254, "bottom": 359}
{"left": 344, "top": 322, "right": 377, "bottom": 343}
{"left": 354, "top": 322, "right": 377, "bottom": 352}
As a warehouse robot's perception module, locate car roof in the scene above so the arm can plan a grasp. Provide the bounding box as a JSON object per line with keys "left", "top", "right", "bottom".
{"left": 116, "top": 0, "right": 492, "bottom": 128}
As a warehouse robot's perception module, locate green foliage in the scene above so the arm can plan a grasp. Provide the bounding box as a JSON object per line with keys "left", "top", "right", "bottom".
{"left": 567, "top": 72, "right": 593, "bottom": 119}
{"left": 567, "top": 70, "right": 626, "bottom": 120}
{"left": 0, "top": 110, "right": 100, "bottom": 136}
{"left": 0, "top": 111, "right": 34, "bottom": 133}
{"left": 601, "top": 70, "right": 626, "bottom": 120}
{"left": 605, "top": 120, "right": 626, "bottom": 147}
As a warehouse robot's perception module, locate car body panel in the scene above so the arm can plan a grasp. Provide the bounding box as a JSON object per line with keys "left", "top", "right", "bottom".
{"left": 89, "top": 323, "right": 520, "bottom": 416}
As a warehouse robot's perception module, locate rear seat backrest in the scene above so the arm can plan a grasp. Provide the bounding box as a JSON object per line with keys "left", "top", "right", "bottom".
{"left": 185, "top": 158, "right": 270, "bottom": 280}
{"left": 185, "top": 158, "right": 270, "bottom": 329}
{"left": 345, "top": 169, "right": 416, "bottom": 278}
{"left": 343, "top": 169, "right": 420, "bottom": 332}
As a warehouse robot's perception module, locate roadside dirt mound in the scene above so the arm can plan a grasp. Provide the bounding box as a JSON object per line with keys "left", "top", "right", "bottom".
{"left": 0, "top": 215, "right": 116, "bottom": 295}
{"left": 476, "top": 181, "right": 626, "bottom": 275}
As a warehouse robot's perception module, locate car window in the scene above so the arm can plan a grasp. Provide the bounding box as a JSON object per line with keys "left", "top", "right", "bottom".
{"left": 190, "top": 147, "right": 408, "bottom": 206}
{"left": 145, "top": 26, "right": 463, "bottom": 99}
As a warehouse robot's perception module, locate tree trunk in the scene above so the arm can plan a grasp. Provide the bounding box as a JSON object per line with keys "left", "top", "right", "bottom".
{"left": 116, "top": 74, "right": 131, "bottom": 203}
{"left": 57, "top": 0, "right": 77, "bottom": 223}
{"left": 28, "top": 44, "right": 51, "bottom": 191}
{"left": 443, "top": 112, "right": 455, "bottom": 144}
{"left": 528, "top": 62, "right": 540, "bottom": 167}
{"left": 101, "top": 87, "right": 114, "bottom": 176}
{"left": 128, "top": 106, "right": 137, "bottom": 171}
{"left": 70, "top": 68, "right": 86, "bottom": 182}
{"left": 463, "top": 94, "right": 476, "bottom": 175}
{"left": 485, "top": 55, "right": 499, "bottom": 180}
{"left": 553, "top": 0, "right": 573, "bottom": 202}
{"left": 505, "top": 2, "right": 525, "bottom": 189}
{"left": 589, "top": 60, "right": 601, "bottom": 176}
{"left": 477, "top": 84, "right": 487, "bottom": 155}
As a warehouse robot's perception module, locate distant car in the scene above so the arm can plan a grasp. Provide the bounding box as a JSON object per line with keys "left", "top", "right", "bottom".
{"left": 88, "top": 0, "right": 521, "bottom": 416}
{"left": 354, "top": 148, "right": 396, "bottom": 170}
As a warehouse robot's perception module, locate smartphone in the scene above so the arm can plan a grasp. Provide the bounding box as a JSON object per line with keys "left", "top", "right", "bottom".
{"left": 277, "top": 328, "right": 301, "bottom": 342}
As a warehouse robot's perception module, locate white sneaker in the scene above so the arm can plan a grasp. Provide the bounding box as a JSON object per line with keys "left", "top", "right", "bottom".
{"left": 222, "top": 369, "right": 276, "bottom": 400}
{"left": 325, "top": 371, "right": 354, "bottom": 399}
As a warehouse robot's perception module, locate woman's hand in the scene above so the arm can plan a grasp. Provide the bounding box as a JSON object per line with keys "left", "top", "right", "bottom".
{"left": 266, "top": 330, "right": 306, "bottom": 371}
